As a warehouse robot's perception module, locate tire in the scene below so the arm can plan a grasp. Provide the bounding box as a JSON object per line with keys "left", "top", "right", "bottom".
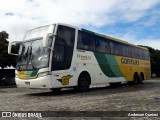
{"left": 75, "top": 73, "right": 90, "bottom": 92}
{"left": 133, "top": 73, "right": 139, "bottom": 85}
{"left": 139, "top": 74, "right": 144, "bottom": 84}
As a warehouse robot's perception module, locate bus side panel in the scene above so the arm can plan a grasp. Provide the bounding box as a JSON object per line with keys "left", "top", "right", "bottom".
{"left": 115, "top": 56, "right": 151, "bottom": 81}
{"left": 75, "top": 51, "right": 96, "bottom": 84}
{"left": 93, "top": 52, "right": 126, "bottom": 83}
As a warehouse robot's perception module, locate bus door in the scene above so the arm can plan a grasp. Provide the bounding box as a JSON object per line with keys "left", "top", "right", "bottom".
{"left": 51, "top": 25, "right": 75, "bottom": 87}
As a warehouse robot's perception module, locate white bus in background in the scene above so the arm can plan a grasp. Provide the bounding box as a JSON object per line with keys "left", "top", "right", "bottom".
{"left": 8, "top": 23, "right": 151, "bottom": 92}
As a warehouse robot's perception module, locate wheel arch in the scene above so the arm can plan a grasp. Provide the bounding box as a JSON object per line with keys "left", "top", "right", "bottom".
{"left": 133, "top": 72, "right": 139, "bottom": 80}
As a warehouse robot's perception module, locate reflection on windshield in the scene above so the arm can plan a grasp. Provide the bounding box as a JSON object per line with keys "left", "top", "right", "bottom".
{"left": 17, "top": 39, "right": 51, "bottom": 70}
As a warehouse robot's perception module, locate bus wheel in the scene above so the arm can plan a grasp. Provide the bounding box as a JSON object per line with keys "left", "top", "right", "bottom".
{"left": 133, "top": 73, "right": 139, "bottom": 85}
{"left": 139, "top": 73, "right": 144, "bottom": 84}
{"left": 75, "top": 73, "right": 90, "bottom": 92}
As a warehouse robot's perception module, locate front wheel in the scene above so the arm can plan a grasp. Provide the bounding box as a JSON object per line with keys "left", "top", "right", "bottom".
{"left": 75, "top": 73, "right": 90, "bottom": 92}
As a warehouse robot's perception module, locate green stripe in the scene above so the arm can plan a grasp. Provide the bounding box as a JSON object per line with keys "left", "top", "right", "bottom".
{"left": 94, "top": 53, "right": 124, "bottom": 77}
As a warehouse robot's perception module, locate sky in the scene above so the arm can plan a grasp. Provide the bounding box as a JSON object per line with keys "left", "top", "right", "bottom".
{"left": 0, "top": 0, "right": 160, "bottom": 50}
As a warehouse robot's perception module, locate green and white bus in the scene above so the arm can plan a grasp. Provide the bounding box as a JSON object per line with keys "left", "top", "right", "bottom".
{"left": 8, "top": 23, "right": 151, "bottom": 92}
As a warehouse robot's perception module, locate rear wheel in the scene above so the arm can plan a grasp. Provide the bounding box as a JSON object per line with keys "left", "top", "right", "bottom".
{"left": 133, "top": 73, "right": 139, "bottom": 85}
{"left": 139, "top": 73, "right": 144, "bottom": 84}
{"left": 75, "top": 73, "right": 90, "bottom": 92}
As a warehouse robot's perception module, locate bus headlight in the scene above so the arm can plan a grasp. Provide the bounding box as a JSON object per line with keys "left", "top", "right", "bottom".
{"left": 38, "top": 71, "right": 51, "bottom": 78}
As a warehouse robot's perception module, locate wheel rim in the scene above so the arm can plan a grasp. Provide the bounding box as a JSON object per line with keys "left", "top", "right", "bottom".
{"left": 79, "top": 78, "right": 87, "bottom": 87}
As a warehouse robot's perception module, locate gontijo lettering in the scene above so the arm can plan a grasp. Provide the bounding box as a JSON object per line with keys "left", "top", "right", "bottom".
{"left": 121, "top": 58, "right": 139, "bottom": 65}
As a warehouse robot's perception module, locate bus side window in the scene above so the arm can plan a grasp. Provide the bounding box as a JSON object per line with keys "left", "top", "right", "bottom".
{"left": 77, "top": 31, "right": 95, "bottom": 51}
{"left": 57, "top": 25, "right": 75, "bottom": 46}
{"left": 88, "top": 36, "right": 95, "bottom": 51}
{"left": 95, "top": 37, "right": 103, "bottom": 52}
{"left": 77, "top": 31, "right": 88, "bottom": 50}
{"left": 111, "top": 42, "right": 122, "bottom": 55}
{"left": 128, "top": 46, "right": 132, "bottom": 57}
{"left": 122, "top": 45, "right": 126, "bottom": 56}
{"left": 144, "top": 50, "right": 149, "bottom": 60}
{"left": 140, "top": 49, "right": 142, "bottom": 59}
{"left": 95, "top": 37, "right": 110, "bottom": 54}
{"left": 110, "top": 42, "right": 114, "bottom": 54}
{"left": 131, "top": 47, "right": 135, "bottom": 58}
{"left": 117, "top": 44, "right": 122, "bottom": 55}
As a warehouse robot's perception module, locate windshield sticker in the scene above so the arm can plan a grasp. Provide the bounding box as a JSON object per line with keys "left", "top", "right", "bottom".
{"left": 17, "top": 71, "right": 38, "bottom": 79}
{"left": 57, "top": 75, "right": 72, "bottom": 85}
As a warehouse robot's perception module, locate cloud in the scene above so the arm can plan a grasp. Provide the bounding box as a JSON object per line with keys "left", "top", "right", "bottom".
{"left": 0, "top": 0, "right": 160, "bottom": 49}
{"left": 118, "top": 31, "right": 160, "bottom": 50}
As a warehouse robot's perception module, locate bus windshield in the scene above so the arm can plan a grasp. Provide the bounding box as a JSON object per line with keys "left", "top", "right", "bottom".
{"left": 16, "top": 39, "right": 51, "bottom": 70}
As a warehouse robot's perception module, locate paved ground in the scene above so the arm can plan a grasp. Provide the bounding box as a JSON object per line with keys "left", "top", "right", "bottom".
{"left": 0, "top": 79, "right": 160, "bottom": 120}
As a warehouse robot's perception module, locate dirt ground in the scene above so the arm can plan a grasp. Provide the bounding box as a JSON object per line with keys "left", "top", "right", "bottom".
{"left": 0, "top": 79, "right": 159, "bottom": 120}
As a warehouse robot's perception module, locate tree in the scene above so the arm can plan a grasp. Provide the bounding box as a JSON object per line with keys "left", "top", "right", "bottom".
{"left": 0, "top": 31, "right": 17, "bottom": 69}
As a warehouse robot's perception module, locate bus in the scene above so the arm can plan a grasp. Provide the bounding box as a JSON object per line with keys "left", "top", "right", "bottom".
{"left": 8, "top": 23, "right": 151, "bottom": 92}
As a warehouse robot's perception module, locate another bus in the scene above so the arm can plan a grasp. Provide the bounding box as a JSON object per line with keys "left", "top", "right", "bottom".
{"left": 8, "top": 23, "right": 151, "bottom": 92}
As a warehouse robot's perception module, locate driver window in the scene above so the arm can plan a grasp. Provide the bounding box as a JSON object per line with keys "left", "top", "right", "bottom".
{"left": 53, "top": 45, "right": 64, "bottom": 62}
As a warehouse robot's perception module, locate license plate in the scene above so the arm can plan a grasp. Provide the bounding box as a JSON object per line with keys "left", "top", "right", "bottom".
{"left": 25, "top": 82, "right": 30, "bottom": 85}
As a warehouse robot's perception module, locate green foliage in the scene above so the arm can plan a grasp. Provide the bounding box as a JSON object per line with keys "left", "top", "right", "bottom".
{"left": 0, "top": 31, "right": 17, "bottom": 69}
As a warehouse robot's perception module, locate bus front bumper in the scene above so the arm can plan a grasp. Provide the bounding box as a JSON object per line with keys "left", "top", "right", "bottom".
{"left": 16, "top": 76, "right": 52, "bottom": 88}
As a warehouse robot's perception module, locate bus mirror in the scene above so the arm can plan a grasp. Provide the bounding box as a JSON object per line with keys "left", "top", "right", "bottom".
{"left": 8, "top": 41, "right": 21, "bottom": 56}
{"left": 43, "top": 33, "right": 54, "bottom": 47}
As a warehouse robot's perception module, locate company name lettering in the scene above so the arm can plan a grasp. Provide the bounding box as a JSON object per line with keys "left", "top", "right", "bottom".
{"left": 121, "top": 58, "right": 139, "bottom": 65}
{"left": 77, "top": 54, "right": 91, "bottom": 59}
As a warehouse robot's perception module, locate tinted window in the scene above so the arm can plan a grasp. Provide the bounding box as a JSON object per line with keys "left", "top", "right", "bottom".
{"left": 144, "top": 50, "right": 149, "bottom": 60}
{"left": 52, "top": 25, "right": 75, "bottom": 71}
{"left": 138, "top": 49, "right": 142, "bottom": 59}
{"left": 56, "top": 25, "right": 75, "bottom": 46}
{"left": 77, "top": 30, "right": 149, "bottom": 60}
{"left": 111, "top": 42, "right": 122, "bottom": 55}
{"left": 135, "top": 48, "right": 139, "bottom": 58}
{"left": 53, "top": 45, "right": 64, "bottom": 62}
{"left": 52, "top": 45, "right": 65, "bottom": 70}
{"left": 77, "top": 31, "right": 95, "bottom": 51}
{"left": 122, "top": 45, "right": 131, "bottom": 57}
{"left": 95, "top": 37, "right": 110, "bottom": 53}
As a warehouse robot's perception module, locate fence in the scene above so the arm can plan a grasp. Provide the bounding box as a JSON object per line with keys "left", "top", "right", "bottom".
{"left": 0, "top": 69, "right": 15, "bottom": 80}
